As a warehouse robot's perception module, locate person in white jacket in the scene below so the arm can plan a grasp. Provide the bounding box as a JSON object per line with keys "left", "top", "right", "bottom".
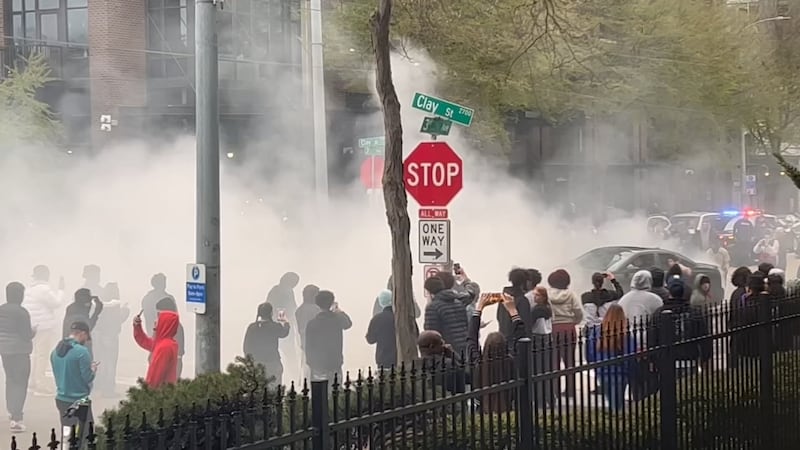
{"left": 753, "top": 230, "right": 779, "bottom": 267}
{"left": 22, "top": 265, "right": 63, "bottom": 395}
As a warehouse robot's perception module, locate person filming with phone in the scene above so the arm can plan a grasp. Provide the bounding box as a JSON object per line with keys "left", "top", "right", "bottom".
{"left": 132, "top": 307, "right": 179, "bottom": 388}
{"left": 581, "top": 272, "right": 624, "bottom": 327}
{"left": 243, "top": 302, "right": 291, "bottom": 384}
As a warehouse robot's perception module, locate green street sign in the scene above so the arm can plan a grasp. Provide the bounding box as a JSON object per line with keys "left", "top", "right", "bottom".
{"left": 358, "top": 136, "right": 385, "bottom": 156}
{"left": 420, "top": 116, "right": 452, "bottom": 136}
{"left": 411, "top": 93, "right": 474, "bottom": 127}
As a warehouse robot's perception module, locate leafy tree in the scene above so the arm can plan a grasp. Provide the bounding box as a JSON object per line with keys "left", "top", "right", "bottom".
{"left": 0, "top": 53, "right": 62, "bottom": 145}
{"left": 328, "top": 0, "right": 757, "bottom": 160}
{"left": 737, "top": 4, "right": 800, "bottom": 183}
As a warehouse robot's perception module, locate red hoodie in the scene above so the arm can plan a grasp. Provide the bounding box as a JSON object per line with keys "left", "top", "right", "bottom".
{"left": 134, "top": 310, "right": 179, "bottom": 388}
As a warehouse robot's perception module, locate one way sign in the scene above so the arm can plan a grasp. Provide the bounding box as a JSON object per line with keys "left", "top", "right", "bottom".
{"left": 419, "top": 219, "right": 451, "bottom": 264}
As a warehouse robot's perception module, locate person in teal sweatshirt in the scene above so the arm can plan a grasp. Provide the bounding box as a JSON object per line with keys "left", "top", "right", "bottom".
{"left": 51, "top": 321, "right": 98, "bottom": 428}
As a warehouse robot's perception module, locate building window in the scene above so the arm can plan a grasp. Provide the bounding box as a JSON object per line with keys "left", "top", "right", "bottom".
{"left": 10, "top": 0, "right": 87, "bottom": 43}
{"left": 148, "top": 0, "right": 190, "bottom": 51}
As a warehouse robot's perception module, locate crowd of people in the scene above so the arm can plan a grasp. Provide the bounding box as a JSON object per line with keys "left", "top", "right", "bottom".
{"left": 244, "top": 261, "right": 795, "bottom": 413}
{"left": 0, "top": 265, "right": 184, "bottom": 433}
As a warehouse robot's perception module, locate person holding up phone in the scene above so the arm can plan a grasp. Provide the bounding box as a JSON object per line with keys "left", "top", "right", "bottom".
{"left": 581, "top": 272, "right": 624, "bottom": 327}
{"left": 243, "top": 302, "right": 291, "bottom": 384}
{"left": 496, "top": 269, "right": 534, "bottom": 340}
{"left": 133, "top": 306, "right": 179, "bottom": 388}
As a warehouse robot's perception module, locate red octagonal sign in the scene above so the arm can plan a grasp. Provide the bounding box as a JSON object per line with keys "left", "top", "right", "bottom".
{"left": 403, "top": 142, "right": 463, "bottom": 207}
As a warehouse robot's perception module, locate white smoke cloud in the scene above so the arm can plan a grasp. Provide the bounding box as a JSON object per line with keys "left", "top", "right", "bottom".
{"left": 0, "top": 48, "right": 668, "bottom": 385}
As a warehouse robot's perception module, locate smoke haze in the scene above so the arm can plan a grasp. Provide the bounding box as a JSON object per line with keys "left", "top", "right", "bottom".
{"left": 0, "top": 49, "right": 692, "bottom": 384}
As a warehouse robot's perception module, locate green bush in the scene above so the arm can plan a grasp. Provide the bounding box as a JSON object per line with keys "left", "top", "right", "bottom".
{"left": 96, "top": 355, "right": 279, "bottom": 449}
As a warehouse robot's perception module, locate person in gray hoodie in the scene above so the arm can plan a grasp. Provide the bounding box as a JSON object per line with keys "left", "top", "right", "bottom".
{"left": 0, "top": 282, "right": 36, "bottom": 432}
{"left": 547, "top": 269, "right": 583, "bottom": 398}
{"left": 617, "top": 270, "right": 664, "bottom": 327}
{"left": 690, "top": 274, "right": 719, "bottom": 308}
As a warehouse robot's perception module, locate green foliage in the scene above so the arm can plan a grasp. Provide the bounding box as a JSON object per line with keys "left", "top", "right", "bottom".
{"left": 326, "top": 0, "right": 763, "bottom": 158}
{"left": 98, "top": 355, "right": 276, "bottom": 448}
{"left": 0, "top": 53, "right": 62, "bottom": 145}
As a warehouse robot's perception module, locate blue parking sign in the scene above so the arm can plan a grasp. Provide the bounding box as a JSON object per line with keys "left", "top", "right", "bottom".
{"left": 186, "top": 263, "right": 207, "bottom": 314}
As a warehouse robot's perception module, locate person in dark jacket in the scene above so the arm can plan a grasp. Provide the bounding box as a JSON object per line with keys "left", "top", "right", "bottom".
{"left": 497, "top": 268, "right": 534, "bottom": 339}
{"left": 758, "top": 262, "right": 775, "bottom": 276}
{"left": 305, "top": 291, "right": 352, "bottom": 382}
{"left": 155, "top": 297, "right": 185, "bottom": 378}
{"left": 267, "top": 272, "right": 301, "bottom": 379}
{"left": 417, "top": 330, "right": 467, "bottom": 395}
{"left": 243, "top": 302, "right": 291, "bottom": 384}
{"left": 468, "top": 292, "right": 525, "bottom": 413}
{"left": 92, "top": 282, "right": 129, "bottom": 397}
{"left": 374, "top": 275, "right": 421, "bottom": 318}
{"left": 729, "top": 267, "right": 751, "bottom": 308}
{"left": 730, "top": 272, "right": 766, "bottom": 363}
{"left": 666, "top": 264, "right": 691, "bottom": 302}
{"left": 295, "top": 284, "right": 320, "bottom": 378}
{"left": 423, "top": 276, "right": 469, "bottom": 357}
{"left": 0, "top": 282, "right": 35, "bottom": 432}
{"left": 366, "top": 290, "right": 398, "bottom": 368}
{"left": 648, "top": 267, "right": 669, "bottom": 302}
{"left": 62, "top": 289, "right": 103, "bottom": 357}
{"left": 649, "top": 281, "right": 712, "bottom": 377}
{"left": 581, "top": 271, "right": 624, "bottom": 326}
{"left": 141, "top": 273, "right": 173, "bottom": 332}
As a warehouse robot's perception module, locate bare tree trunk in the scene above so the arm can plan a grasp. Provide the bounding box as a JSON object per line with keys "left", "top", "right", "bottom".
{"left": 370, "top": 0, "right": 419, "bottom": 364}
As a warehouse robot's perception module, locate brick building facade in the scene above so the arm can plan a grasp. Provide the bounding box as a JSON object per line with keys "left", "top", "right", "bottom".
{"left": 0, "top": 0, "right": 305, "bottom": 153}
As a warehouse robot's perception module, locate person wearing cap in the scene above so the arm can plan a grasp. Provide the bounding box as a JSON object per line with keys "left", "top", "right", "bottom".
{"left": 0, "top": 282, "right": 36, "bottom": 432}
{"left": 62, "top": 289, "right": 103, "bottom": 346}
{"left": 22, "top": 265, "right": 64, "bottom": 396}
{"left": 366, "top": 290, "right": 400, "bottom": 368}
{"left": 51, "top": 321, "right": 98, "bottom": 428}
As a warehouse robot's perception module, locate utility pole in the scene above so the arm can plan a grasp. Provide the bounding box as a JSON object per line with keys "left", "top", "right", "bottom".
{"left": 195, "top": 0, "right": 221, "bottom": 375}
{"left": 310, "top": 0, "right": 328, "bottom": 206}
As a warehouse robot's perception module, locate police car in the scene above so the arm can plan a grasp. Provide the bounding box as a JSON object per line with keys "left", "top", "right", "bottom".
{"left": 717, "top": 209, "right": 777, "bottom": 248}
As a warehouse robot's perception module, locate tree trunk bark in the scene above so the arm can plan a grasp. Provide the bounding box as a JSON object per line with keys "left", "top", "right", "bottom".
{"left": 370, "top": 0, "right": 419, "bottom": 365}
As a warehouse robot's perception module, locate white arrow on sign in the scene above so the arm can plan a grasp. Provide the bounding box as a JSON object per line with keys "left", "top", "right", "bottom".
{"left": 419, "top": 219, "right": 450, "bottom": 264}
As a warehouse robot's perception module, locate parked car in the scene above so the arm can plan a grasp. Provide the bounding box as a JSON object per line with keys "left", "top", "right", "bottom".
{"left": 568, "top": 246, "right": 724, "bottom": 301}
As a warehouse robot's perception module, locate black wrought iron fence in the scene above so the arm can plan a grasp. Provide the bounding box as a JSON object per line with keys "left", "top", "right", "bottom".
{"left": 11, "top": 292, "right": 800, "bottom": 450}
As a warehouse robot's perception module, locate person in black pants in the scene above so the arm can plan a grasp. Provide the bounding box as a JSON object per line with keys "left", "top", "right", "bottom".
{"left": 0, "top": 282, "right": 36, "bottom": 432}
{"left": 243, "top": 302, "right": 291, "bottom": 384}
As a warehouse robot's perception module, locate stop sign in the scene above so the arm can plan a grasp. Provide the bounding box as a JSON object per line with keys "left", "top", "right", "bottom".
{"left": 403, "top": 142, "right": 463, "bottom": 207}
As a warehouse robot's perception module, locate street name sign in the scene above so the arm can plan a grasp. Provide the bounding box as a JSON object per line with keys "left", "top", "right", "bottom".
{"left": 186, "top": 263, "right": 207, "bottom": 314}
{"left": 404, "top": 142, "right": 464, "bottom": 207}
{"left": 420, "top": 116, "right": 452, "bottom": 136}
{"left": 358, "top": 136, "right": 385, "bottom": 156}
{"left": 419, "top": 220, "right": 451, "bottom": 264}
{"left": 411, "top": 93, "right": 474, "bottom": 127}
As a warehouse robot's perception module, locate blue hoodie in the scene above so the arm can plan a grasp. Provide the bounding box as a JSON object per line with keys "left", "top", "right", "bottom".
{"left": 51, "top": 338, "right": 95, "bottom": 403}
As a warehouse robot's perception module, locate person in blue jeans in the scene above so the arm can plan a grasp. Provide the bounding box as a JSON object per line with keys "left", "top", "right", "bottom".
{"left": 586, "top": 304, "right": 636, "bottom": 410}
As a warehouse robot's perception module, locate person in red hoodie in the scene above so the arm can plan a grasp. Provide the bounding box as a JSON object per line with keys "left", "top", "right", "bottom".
{"left": 132, "top": 309, "right": 179, "bottom": 388}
